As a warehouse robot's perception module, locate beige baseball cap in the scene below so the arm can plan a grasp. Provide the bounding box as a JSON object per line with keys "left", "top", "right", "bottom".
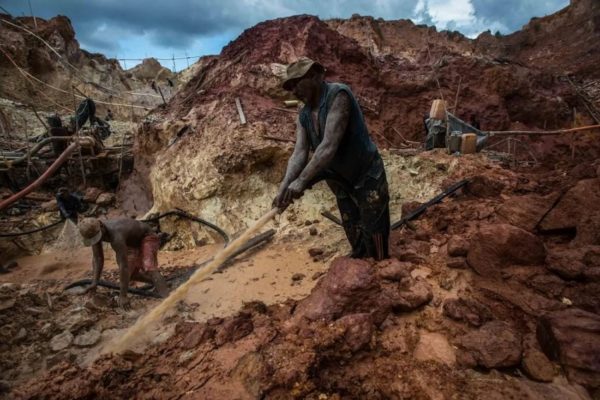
{"left": 78, "top": 218, "right": 103, "bottom": 246}
{"left": 282, "top": 57, "right": 325, "bottom": 91}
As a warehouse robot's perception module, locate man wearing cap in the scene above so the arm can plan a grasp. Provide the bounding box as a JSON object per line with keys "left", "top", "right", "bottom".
{"left": 273, "top": 58, "right": 390, "bottom": 260}
{"left": 78, "top": 217, "right": 169, "bottom": 309}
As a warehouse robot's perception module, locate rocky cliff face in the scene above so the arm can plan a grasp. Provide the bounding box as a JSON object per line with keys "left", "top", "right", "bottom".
{"left": 0, "top": 14, "right": 175, "bottom": 119}
{"left": 132, "top": 0, "right": 599, "bottom": 235}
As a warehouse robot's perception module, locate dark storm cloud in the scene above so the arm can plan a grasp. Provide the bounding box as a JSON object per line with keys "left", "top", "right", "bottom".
{"left": 1, "top": 0, "right": 249, "bottom": 53}
{"left": 1, "top": 0, "right": 571, "bottom": 56}
{"left": 470, "top": 0, "right": 569, "bottom": 32}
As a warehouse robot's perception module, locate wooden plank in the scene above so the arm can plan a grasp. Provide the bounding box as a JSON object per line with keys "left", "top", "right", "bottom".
{"left": 235, "top": 97, "right": 246, "bottom": 125}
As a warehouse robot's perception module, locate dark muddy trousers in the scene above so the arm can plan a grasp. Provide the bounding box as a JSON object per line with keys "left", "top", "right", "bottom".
{"left": 326, "top": 165, "right": 390, "bottom": 261}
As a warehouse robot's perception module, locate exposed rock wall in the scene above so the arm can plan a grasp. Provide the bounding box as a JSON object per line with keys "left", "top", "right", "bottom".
{"left": 0, "top": 14, "right": 175, "bottom": 119}
{"left": 132, "top": 3, "right": 599, "bottom": 238}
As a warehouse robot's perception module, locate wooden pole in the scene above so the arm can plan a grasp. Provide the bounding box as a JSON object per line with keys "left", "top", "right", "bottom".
{"left": 452, "top": 75, "right": 462, "bottom": 114}
{"left": 235, "top": 97, "right": 247, "bottom": 125}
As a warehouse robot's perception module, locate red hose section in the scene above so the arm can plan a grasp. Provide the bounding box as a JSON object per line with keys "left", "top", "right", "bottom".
{"left": 0, "top": 142, "right": 79, "bottom": 211}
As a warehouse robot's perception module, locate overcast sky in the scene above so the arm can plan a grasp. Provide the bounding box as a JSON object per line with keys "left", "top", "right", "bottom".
{"left": 1, "top": 0, "right": 569, "bottom": 71}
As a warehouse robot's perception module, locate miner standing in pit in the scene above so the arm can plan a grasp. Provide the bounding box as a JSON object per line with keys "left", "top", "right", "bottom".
{"left": 273, "top": 58, "right": 390, "bottom": 260}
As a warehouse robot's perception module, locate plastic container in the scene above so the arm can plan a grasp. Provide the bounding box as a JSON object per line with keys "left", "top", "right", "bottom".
{"left": 448, "top": 131, "right": 462, "bottom": 153}
{"left": 429, "top": 99, "right": 447, "bottom": 120}
{"left": 460, "top": 133, "right": 477, "bottom": 154}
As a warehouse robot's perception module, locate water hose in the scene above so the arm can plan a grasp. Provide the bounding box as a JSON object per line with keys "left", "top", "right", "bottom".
{"left": 0, "top": 143, "right": 79, "bottom": 211}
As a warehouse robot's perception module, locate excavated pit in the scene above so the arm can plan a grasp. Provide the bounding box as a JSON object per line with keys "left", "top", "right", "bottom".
{"left": 1, "top": 1, "right": 600, "bottom": 399}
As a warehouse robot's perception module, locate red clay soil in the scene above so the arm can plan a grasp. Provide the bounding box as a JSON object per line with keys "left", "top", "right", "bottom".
{"left": 4, "top": 1, "right": 600, "bottom": 398}
{"left": 11, "top": 159, "right": 600, "bottom": 399}
{"left": 133, "top": 0, "right": 600, "bottom": 201}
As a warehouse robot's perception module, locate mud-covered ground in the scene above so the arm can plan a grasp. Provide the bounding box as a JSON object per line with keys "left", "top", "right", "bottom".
{"left": 1, "top": 150, "right": 599, "bottom": 399}
{"left": 1, "top": 1, "right": 600, "bottom": 398}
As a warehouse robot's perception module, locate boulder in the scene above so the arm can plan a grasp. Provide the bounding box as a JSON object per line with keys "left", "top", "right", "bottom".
{"left": 539, "top": 178, "right": 600, "bottom": 231}
{"left": 467, "top": 224, "right": 546, "bottom": 278}
{"left": 537, "top": 308, "right": 600, "bottom": 389}
{"left": 45, "top": 350, "right": 76, "bottom": 369}
{"left": 50, "top": 331, "right": 74, "bottom": 352}
{"left": 385, "top": 277, "right": 433, "bottom": 312}
{"left": 496, "top": 193, "right": 559, "bottom": 232}
{"left": 289, "top": 257, "right": 431, "bottom": 329}
{"left": 332, "top": 313, "right": 374, "bottom": 352}
{"left": 546, "top": 246, "right": 600, "bottom": 281}
{"left": 58, "top": 309, "right": 97, "bottom": 333}
{"left": 375, "top": 259, "right": 411, "bottom": 281}
{"left": 443, "top": 298, "right": 493, "bottom": 327}
{"left": 0, "top": 298, "right": 16, "bottom": 312}
{"left": 289, "top": 257, "right": 388, "bottom": 326}
{"left": 456, "top": 321, "right": 522, "bottom": 368}
{"left": 522, "top": 349, "right": 556, "bottom": 382}
{"left": 95, "top": 193, "right": 116, "bottom": 206}
{"left": 73, "top": 329, "right": 101, "bottom": 347}
{"left": 447, "top": 235, "right": 469, "bottom": 257}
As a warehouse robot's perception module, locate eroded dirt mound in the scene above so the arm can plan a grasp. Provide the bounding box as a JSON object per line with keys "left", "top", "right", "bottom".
{"left": 0, "top": 14, "right": 173, "bottom": 119}
{"left": 133, "top": 2, "right": 600, "bottom": 234}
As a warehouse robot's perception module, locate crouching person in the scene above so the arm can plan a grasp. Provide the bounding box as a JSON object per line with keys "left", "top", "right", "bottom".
{"left": 77, "top": 217, "right": 169, "bottom": 309}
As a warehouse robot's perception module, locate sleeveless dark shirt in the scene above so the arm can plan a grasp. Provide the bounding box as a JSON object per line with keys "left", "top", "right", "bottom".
{"left": 299, "top": 82, "right": 381, "bottom": 188}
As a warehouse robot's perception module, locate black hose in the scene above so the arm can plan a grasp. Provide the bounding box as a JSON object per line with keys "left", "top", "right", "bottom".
{"left": 321, "top": 211, "right": 342, "bottom": 226}
{"left": 63, "top": 279, "right": 162, "bottom": 298}
{"left": 141, "top": 208, "right": 229, "bottom": 244}
{"left": 391, "top": 179, "right": 469, "bottom": 230}
{"left": 0, "top": 218, "right": 64, "bottom": 237}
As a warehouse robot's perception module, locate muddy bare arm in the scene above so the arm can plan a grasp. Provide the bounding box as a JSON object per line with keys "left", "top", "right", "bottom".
{"left": 273, "top": 118, "right": 309, "bottom": 208}
{"left": 293, "top": 91, "right": 350, "bottom": 189}
{"left": 111, "top": 236, "right": 131, "bottom": 309}
{"left": 88, "top": 242, "right": 104, "bottom": 291}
